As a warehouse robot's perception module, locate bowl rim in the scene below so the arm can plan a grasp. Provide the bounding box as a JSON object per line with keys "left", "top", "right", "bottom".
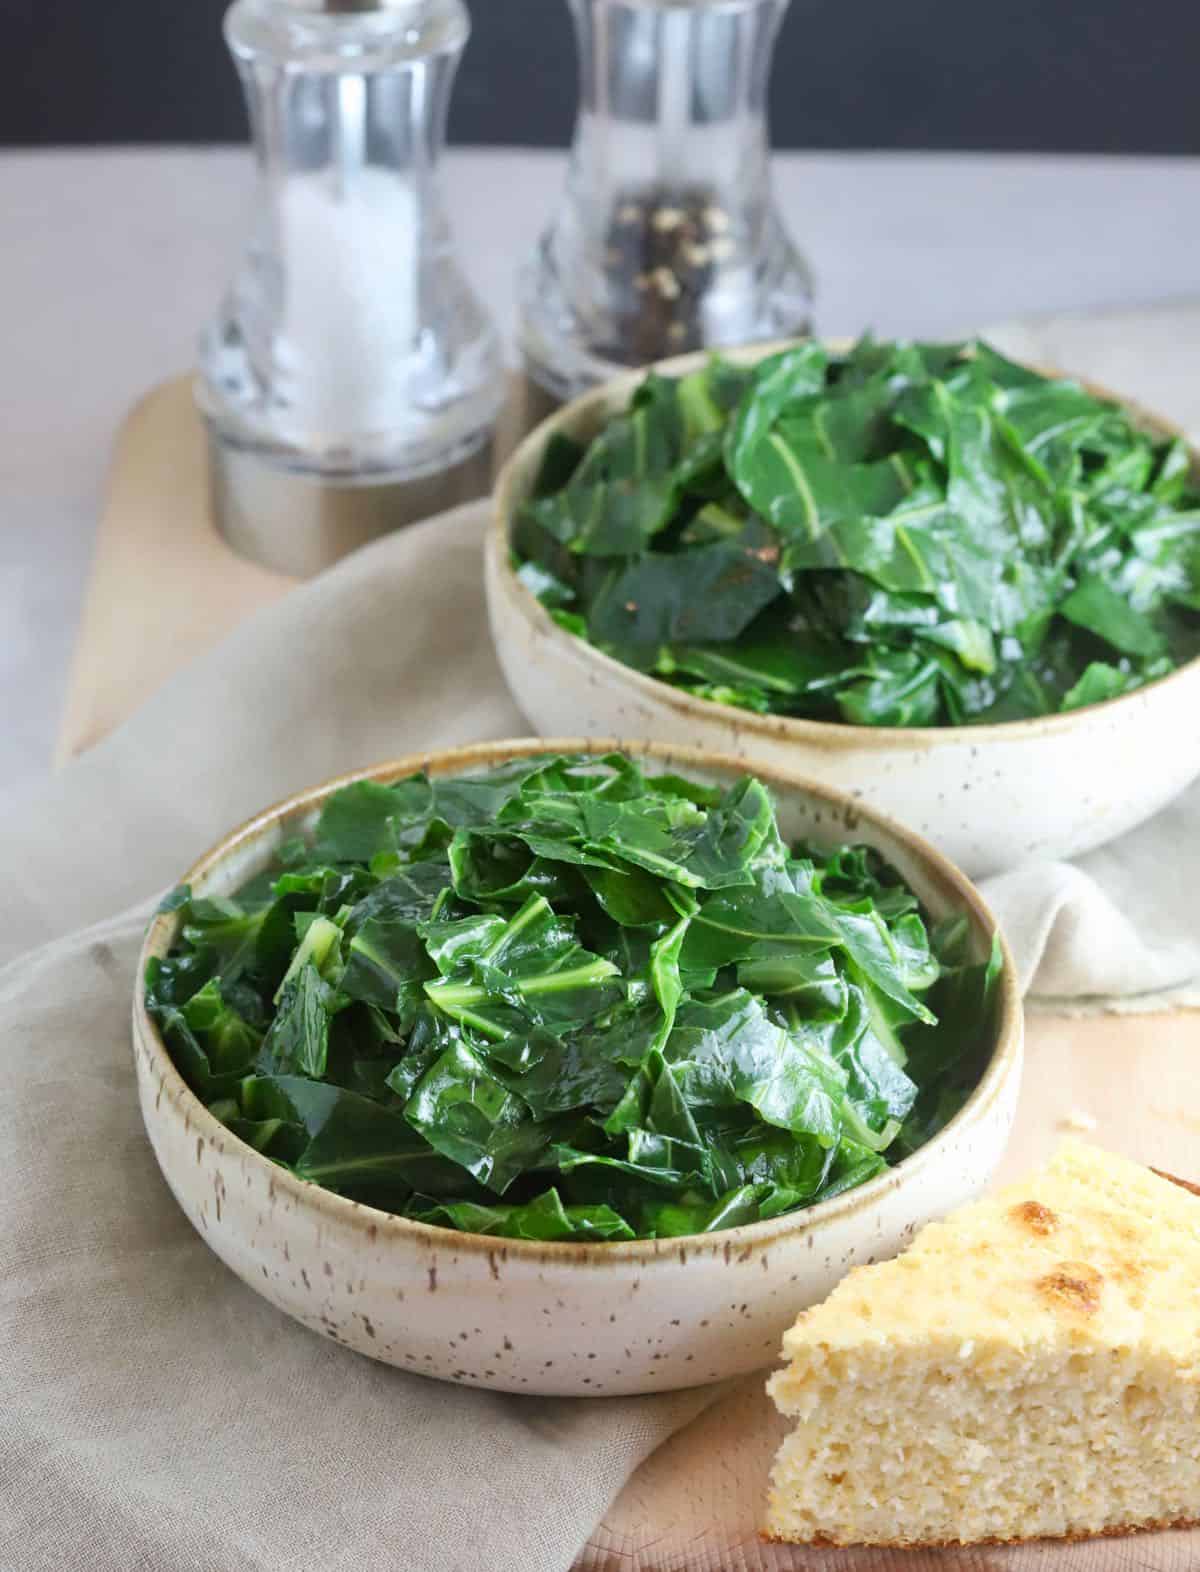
{"left": 491, "top": 337, "right": 1200, "bottom": 749}
{"left": 133, "top": 737, "right": 1023, "bottom": 1268}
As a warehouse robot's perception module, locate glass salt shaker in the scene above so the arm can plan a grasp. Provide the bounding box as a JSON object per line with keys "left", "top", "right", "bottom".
{"left": 520, "top": 0, "right": 815, "bottom": 403}
{"left": 198, "top": 0, "right": 504, "bottom": 576}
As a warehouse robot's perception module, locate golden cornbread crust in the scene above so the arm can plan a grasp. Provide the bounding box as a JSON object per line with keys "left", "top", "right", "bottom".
{"left": 1035, "top": 1259, "right": 1105, "bottom": 1314}
{"left": 761, "top": 1513, "right": 1200, "bottom": 1549}
{"left": 763, "top": 1146, "right": 1200, "bottom": 1549}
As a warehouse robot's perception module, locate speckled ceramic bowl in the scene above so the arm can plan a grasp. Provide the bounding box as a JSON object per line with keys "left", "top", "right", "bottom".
{"left": 487, "top": 344, "right": 1200, "bottom": 878}
{"left": 132, "top": 739, "right": 1022, "bottom": 1397}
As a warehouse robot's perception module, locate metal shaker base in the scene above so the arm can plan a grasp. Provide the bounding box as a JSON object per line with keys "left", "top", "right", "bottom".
{"left": 207, "top": 429, "right": 494, "bottom": 579}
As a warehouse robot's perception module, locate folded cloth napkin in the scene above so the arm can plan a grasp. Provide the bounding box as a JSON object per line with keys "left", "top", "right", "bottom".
{"left": 0, "top": 510, "right": 722, "bottom": 1572}
{"left": 1, "top": 496, "right": 1197, "bottom": 1572}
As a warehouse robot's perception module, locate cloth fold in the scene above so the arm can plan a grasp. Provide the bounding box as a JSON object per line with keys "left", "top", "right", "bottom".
{"left": 1, "top": 497, "right": 1196, "bottom": 1572}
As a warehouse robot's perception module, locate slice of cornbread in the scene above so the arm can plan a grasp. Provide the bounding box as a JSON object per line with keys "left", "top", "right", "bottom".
{"left": 765, "top": 1141, "right": 1200, "bottom": 1547}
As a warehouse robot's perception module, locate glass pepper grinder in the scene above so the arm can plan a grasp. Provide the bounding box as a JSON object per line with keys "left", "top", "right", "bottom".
{"left": 198, "top": 0, "right": 505, "bottom": 577}
{"left": 520, "top": 0, "right": 815, "bottom": 403}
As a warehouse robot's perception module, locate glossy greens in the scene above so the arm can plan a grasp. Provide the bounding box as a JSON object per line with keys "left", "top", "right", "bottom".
{"left": 514, "top": 340, "right": 1200, "bottom": 726}
{"left": 146, "top": 755, "right": 1001, "bottom": 1241}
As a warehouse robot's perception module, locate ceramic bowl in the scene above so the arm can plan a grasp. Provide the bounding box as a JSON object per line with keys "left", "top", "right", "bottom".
{"left": 132, "top": 738, "right": 1022, "bottom": 1397}
{"left": 486, "top": 344, "right": 1200, "bottom": 878}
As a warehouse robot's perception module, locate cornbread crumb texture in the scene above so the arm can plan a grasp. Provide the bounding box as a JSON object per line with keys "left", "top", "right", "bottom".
{"left": 765, "top": 1141, "right": 1200, "bottom": 1547}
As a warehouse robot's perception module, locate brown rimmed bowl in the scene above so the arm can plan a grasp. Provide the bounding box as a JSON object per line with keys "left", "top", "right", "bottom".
{"left": 486, "top": 343, "right": 1200, "bottom": 878}
{"left": 132, "top": 738, "right": 1022, "bottom": 1396}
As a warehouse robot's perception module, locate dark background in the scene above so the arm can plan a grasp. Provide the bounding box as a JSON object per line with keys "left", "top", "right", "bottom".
{"left": 2, "top": 0, "right": 1197, "bottom": 154}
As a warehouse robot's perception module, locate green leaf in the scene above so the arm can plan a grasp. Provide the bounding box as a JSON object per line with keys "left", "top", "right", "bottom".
{"left": 484, "top": 1023, "right": 630, "bottom": 1120}
{"left": 242, "top": 1075, "right": 471, "bottom": 1196}
{"left": 639, "top": 1183, "right": 767, "bottom": 1238}
{"left": 1060, "top": 575, "right": 1167, "bottom": 659}
{"left": 258, "top": 966, "right": 337, "bottom": 1079}
{"left": 743, "top": 442, "right": 910, "bottom": 545}
{"left": 724, "top": 343, "right": 830, "bottom": 511}
{"left": 408, "top": 1188, "right": 635, "bottom": 1242}
{"left": 532, "top": 431, "right": 586, "bottom": 498}
{"left": 526, "top": 378, "right": 697, "bottom": 558}
{"left": 495, "top": 776, "right": 782, "bottom": 893}
{"left": 156, "top": 884, "right": 192, "bottom": 914}
{"left": 314, "top": 781, "right": 413, "bottom": 863}
{"left": 736, "top": 947, "right": 847, "bottom": 1015}
{"left": 1061, "top": 660, "right": 1150, "bottom": 711}
{"left": 423, "top": 895, "right": 621, "bottom": 1039}
{"left": 836, "top": 646, "right": 943, "bottom": 727}
{"left": 274, "top": 915, "right": 343, "bottom": 1003}
{"left": 177, "top": 895, "right": 273, "bottom": 983}
{"left": 586, "top": 518, "right": 783, "bottom": 649}
{"left": 179, "top": 977, "right": 263, "bottom": 1074}
{"left": 582, "top": 863, "right": 681, "bottom": 928}
{"left": 1151, "top": 437, "right": 1192, "bottom": 504}
{"left": 666, "top": 992, "right": 847, "bottom": 1142}
{"left": 338, "top": 919, "right": 429, "bottom": 1017}
{"left": 659, "top": 615, "right": 853, "bottom": 704}
{"left": 402, "top": 1039, "right": 547, "bottom": 1194}
{"left": 448, "top": 830, "right": 582, "bottom": 906}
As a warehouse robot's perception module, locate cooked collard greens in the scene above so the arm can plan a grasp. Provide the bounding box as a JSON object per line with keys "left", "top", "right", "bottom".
{"left": 146, "top": 755, "right": 1001, "bottom": 1241}
{"left": 514, "top": 339, "right": 1200, "bottom": 725}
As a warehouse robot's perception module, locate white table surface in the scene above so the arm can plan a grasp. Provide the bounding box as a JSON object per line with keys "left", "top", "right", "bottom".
{"left": 2, "top": 145, "right": 1198, "bottom": 791}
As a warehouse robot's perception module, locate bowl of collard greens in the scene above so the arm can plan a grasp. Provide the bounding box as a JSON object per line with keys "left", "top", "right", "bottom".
{"left": 488, "top": 338, "right": 1200, "bottom": 877}
{"left": 134, "top": 739, "right": 1021, "bottom": 1396}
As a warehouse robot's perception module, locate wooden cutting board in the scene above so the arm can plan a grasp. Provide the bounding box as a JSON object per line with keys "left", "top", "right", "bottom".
{"left": 61, "top": 377, "right": 1200, "bottom": 1572}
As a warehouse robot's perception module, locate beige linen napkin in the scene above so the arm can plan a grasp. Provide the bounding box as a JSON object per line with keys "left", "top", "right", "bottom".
{"left": 0, "top": 912, "right": 716, "bottom": 1572}
{"left": 0, "top": 510, "right": 723, "bottom": 1572}
{"left": 1, "top": 487, "right": 1197, "bottom": 1571}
